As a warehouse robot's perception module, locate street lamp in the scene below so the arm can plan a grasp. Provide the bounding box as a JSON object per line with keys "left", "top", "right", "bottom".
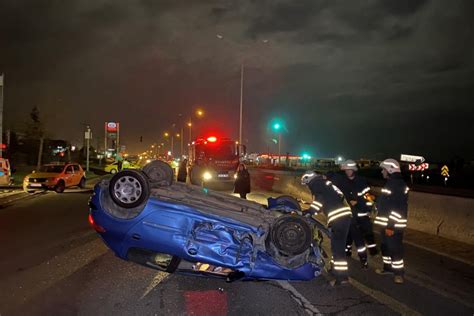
{"left": 187, "top": 108, "right": 205, "bottom": 144}
{"left": 216, "top": 34, "right": 269, "bottom": 145}
{"left": 271, "top": 120, "right": 284, "bottom": 165}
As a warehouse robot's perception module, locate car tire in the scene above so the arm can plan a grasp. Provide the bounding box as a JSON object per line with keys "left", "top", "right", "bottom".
{"left": 269, "top": 215, "right": 312, "bottom": 256}
{"left": 273, "top": 195, "right": 302, "bottom": 212}
{"left": 142, "top": 160, "right": 173, "bottom": 186}
{"left": 109, "top": 169, "right": 150, "bottom": 208}
{"left": 55, "top": 181, "right": 66, "bottom": 193}
{"left": 79, "top": 177, "right": 86, "bottom": 188}
{"left": 110, "top": 169, "right": 118, "bottom": 174}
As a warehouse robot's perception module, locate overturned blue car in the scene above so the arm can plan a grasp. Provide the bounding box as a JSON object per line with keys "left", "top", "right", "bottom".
{"left": 89, "top": 161, "right": 326, "bottom": 282}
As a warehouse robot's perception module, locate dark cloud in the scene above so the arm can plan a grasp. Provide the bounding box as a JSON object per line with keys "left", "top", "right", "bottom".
{"left": 380, "top": 0, "right": 428, "bottom": 16}
{"left": 0, "top": 0, "right": 473, "bottom": 160}
{"left": 247, "top": 0, "right": 327, "bottom": 35}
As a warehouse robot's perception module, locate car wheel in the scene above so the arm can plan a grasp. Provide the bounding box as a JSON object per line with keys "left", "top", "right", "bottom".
{"left": 269, "top": 215, "right": 312, "bottom": 256}
{"left": 109, "top": 169, "right": 150, "bottom": 208}
{"left": 55, "top": 181, "right": 66, "bottom": 193}
{"left": 273, "top": 195, "right": 302, "bottom": 212}
{"left": 142, "top": 160, "right": 173, "bottom": 186}
{"left": 110, "top": 168, "right": 118, "bottom": 174}
{"left": 79, "top": 177, "right": 86, "bottom": 188}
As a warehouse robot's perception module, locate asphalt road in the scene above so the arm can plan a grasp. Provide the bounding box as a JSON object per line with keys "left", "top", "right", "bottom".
{"left": 0, "top": 188, "right": 473, "bottom": 315}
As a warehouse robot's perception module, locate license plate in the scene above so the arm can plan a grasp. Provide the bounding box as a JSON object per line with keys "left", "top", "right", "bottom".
{"left": 30, "top": 183, "right": 42, "bottom": 187}
{"left": 217, "top": 174, "right": 229, "bottom": 178}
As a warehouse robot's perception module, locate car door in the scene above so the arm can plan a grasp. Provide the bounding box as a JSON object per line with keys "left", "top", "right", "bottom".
{"left": 64, "top": 165, "right": 75, "bottom": 187}
{"left": 73, "top": 165, "right": 83, "bottom": 185}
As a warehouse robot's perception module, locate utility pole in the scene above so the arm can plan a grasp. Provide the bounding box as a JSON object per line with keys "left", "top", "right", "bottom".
{"left": 239, "top": 64, "right": 244, "bottom": 145}
{"left": 278, "top": 133, "right": 282, "bottom": 165}
{"left": 85, "top": 125, "right": 91, "bottom": 172}
{"left": 104, "top": 122, "right": 108, "bottom": 163}
{"left": 36, "top": 137, "right": 44, "bottom": 170}
{"left": 116, "top": 123, "right": 120, "bottom": 156}
{"left": 180, "top": 127, "right": 184, "bottom": 158}
{"left": 0, "top": 73, "right": 4, "bottom": 158}
{"left": 171, "top": 135, "right": 174, "bottom": 158}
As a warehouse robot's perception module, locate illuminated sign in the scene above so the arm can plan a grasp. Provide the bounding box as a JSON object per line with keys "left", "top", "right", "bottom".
{"left": 400, "top": 154, "right": 425, "bottom": 163}
{"left": 106, "top": 122, "right": 118, "bottom": 132}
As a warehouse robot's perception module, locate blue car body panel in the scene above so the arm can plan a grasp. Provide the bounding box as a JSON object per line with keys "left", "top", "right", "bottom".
{"left": 90, "top": 184, "right": 322, "bottom": 281}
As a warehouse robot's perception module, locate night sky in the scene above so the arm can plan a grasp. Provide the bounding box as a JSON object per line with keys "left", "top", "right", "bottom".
{"left": 1, "top": 0, "right": 473, "bottom": 161}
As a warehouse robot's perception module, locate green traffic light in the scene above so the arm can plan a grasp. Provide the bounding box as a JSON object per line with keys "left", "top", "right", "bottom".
{"left": 273, "top": 123, "right": 281, "bottom": 130}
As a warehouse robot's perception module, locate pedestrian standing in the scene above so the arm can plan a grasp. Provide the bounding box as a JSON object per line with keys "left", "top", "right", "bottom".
{"left": 177, "top": 159, "right": 188, "bottom": 182}
{"left": 301, "top": 171, "right": 352, "bottom": 286}
{"left": 234, "top": 163, "right": 251, "bottom": 199}
{"left": 374, "top": 159, "right": 409, "bottom": 284}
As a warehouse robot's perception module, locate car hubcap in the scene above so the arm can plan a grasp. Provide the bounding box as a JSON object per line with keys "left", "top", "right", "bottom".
{"left": 113, "top": 176, "right": 142, "bottom": 204}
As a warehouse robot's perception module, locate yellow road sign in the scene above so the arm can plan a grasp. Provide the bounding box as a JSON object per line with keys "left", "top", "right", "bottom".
{"left": 441, "top": 165, "right": 449, "bottom": 177}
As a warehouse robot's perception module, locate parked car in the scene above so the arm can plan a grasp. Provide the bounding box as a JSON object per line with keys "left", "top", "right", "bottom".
{"left": 104, "top": 160, "right": 140, "bottom": 174}
{"left": 89, "top": 161, "right": 325, "bottom": 282}
{"left": 0, "top": 158, "right": 13, "bottom": 186}
{"left": 23, "top": 163, "right": 86, "bottom": 193}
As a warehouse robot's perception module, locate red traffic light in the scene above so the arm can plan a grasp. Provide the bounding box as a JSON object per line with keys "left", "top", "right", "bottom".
{"left": 207, "top": 136, "right": 217, "bottom": 142}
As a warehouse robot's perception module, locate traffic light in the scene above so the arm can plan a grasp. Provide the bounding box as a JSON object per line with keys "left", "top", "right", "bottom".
{"left": 140, "top": 136, "right": 143, "bottom": 142}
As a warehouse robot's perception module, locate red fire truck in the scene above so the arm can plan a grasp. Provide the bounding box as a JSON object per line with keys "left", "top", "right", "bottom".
{"left": 188, "top": 136, "right": 245, "bottom": 185}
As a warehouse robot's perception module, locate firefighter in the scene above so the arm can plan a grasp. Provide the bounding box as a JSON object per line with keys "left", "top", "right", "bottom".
{"left": 339, "top": 160, "right": 378, "bottom": 255}
{"left": 301, "top": 171, "right": 352, "bottom": 285}
{"left": 327, "top": 160, "right": 373, "bottom": 268}
{"left": 374, "top": 159, "right": 409, "bottom": 284}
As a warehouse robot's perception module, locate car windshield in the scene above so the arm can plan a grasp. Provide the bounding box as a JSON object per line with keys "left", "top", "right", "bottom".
{"left": 39, "top": 165, "right": 64, "bottom": 173}
{"left": 197, "top": 142, "right": 236, "bottom": 160}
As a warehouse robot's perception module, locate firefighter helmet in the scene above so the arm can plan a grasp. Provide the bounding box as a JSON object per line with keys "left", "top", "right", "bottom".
{"left": 380, "top": 158, "right": 401, "bottom": 174}
{"left": 340, "top": 160, "right": 358, "bottom": 171}
{"left": 301, "top": 171, "right": 322, "bottom": 185}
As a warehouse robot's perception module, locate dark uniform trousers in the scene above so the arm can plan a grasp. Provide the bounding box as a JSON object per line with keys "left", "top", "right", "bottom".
{"left": 346, "top": 217, "right": 368, "bottom": 263}
{"left": 330, "top": 216, "right": 352, "bottom": 281}
{"left": 381, "top": 230, "right": 404, "bottom": 276}
{"left": 357, "top": 216, "right": 377, "bottom": 252}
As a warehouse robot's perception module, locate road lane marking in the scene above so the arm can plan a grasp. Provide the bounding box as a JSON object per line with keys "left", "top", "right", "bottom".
{"left": 348, "top": 277, "right": 421, "bottom": 316}
{"left": 140, "top": 272, "right": 169, "bottom": 300}
{"left": 0, "top": 238, "right": 108, "bottom": 310}
{"left": 276, "top": 280, "right": 323, "bottom": 315}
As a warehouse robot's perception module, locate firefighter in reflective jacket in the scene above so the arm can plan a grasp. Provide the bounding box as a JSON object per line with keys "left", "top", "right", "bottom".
{"left": 375, "top": 159, "right": 409, "bottom": 284}
{"left": 302, "top": 171, "right": 352, "bottom": 285}
{"left": 328, "top": 160, "right": 378, "bottom": 268}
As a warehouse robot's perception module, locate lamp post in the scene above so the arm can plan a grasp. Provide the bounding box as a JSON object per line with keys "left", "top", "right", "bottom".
{"left": 187, "top": 108, "right": 204, "bottom": 144}
{"left": 216, "top": 35, "right": 268, "bottom": 145}
{"left": 273, "top": 123, "right": 282, "bottom": 165}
